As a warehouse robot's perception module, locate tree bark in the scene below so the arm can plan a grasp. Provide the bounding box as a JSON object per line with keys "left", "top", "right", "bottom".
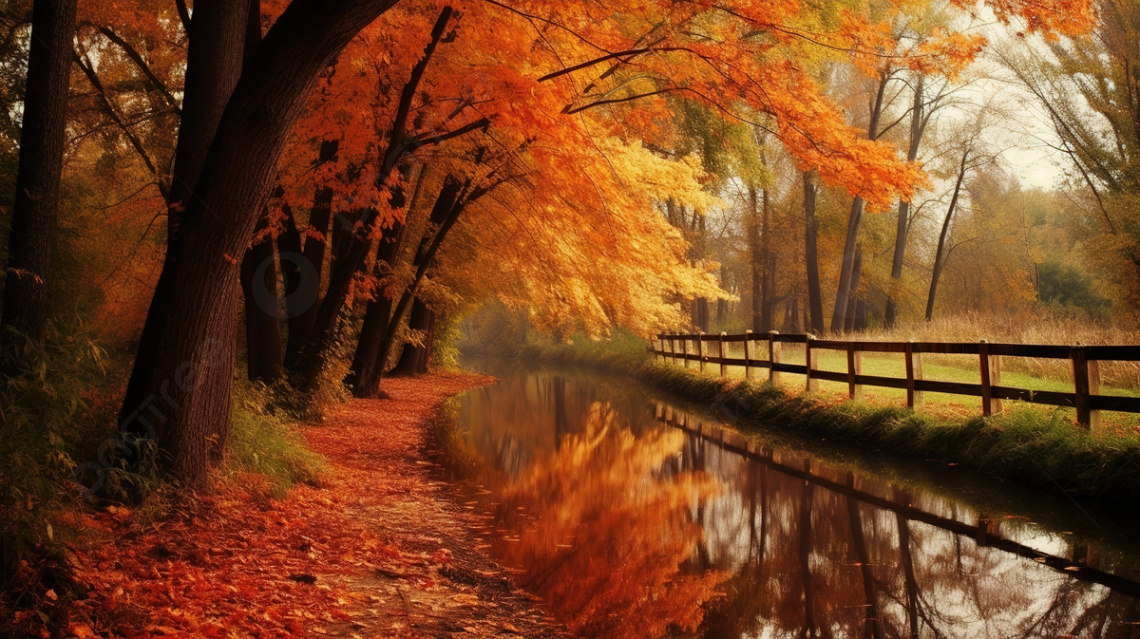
{"left": 290, "top": 7, "right": 454, "bottom": 388}
{"left": 925, "top": 149, "right": 969, "bottom": 321}
{"left": 389, "top": 296, "right": 434, "bottom": 376}
{"left": 238, "top": 0, "right": 281, "bottom": 384}
{"left": 283, "top": 138, "right": 339, "bottom": 367}
{"left": 747, "top": 183, "right": 762, "bottom": 332}
{"left": 1, "top": 0, "right": 77, "bottom": 346}
{"left": 760, "top": 186, "right": 775, "bottom": 332}
{"left": 346, "top": 221, "right": 406, "bottom": 395}
{"left": 117, "top": 0, "right": 249, "bottom": 448}
{"left": 886, "top": 75, "right": 926, "bottom": 327}
{"left": 116, "top": 0, "right": 400, "bottom": 488}
{"left": 832, "top": 72, "right": 888, "bottom": 333}
{"left": 240, "top": 208, "right": 281, "bottom": 382}
{"left": 844, "top": 248, "right": 862, "bottom": 333}
{"left": 802, "top": 171, "right": 824, "bottom": 334}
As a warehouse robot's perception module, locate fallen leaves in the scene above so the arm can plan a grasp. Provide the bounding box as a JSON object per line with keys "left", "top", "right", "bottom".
{"left": 57, "top": 373, "right": 567, "bottom": 638}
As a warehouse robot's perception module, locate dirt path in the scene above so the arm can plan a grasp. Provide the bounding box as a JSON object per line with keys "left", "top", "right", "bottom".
{"left": 62, "top": 372, "right": 569, "bottom": 638}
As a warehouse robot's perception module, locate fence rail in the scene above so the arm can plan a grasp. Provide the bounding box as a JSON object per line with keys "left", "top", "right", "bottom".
{"left": 651, "top": 331, "right": 1140, "bottom": 430}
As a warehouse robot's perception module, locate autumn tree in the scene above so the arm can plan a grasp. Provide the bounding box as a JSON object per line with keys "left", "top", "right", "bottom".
{"left": 92, "top": 0, "right": 1095, "bottom": 486}
{"left": 1000, "top": 0, "right": 1140, "bottom": 308}
{"left": 117, "top": 0, "right": 400, "bottom": 486}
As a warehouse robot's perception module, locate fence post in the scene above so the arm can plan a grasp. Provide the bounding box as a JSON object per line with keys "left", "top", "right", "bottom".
{"left": 698, "top": 331, "right": 706, "bottom": 373}
{"left": 670, "top": 335, "right": 678, "bottom": 366}
{"left": 1072, "top": 347, "right": 1101, "bottom": 431}
{"left": 719, "top": 332, "right": 728, "bottom": 377}
{"left": 990, "top": 345, "right": 1003, "bottom": 414}
{"left": 905, "top": 341, "right": 923, "bottom": 409}
{"left": 744, "top": 330, "right": 754, "bottom": 381}
{"left": 847, "top": 343, "right": 863, "bottom": 400}
{"left": 1089, "top": 359, "right": 1102, "bottom": 433}
{"left": 768, "top": 330, "right": 781, "bottom": 386}
{"left": 980, "top": 339, "right": 994, "bottom": 417}
{"left": 683, "top": 336, "right": 690, "bottom": 369}
{"left": 805, "top": 334, "right": 818, "bottom": 392}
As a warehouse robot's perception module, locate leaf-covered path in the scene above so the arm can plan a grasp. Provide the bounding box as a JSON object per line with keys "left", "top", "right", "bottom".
{"left": 65, "top": 373, "right": 570, "bottom": 638}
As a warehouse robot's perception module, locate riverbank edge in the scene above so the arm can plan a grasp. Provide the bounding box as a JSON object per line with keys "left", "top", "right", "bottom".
{"left": 501, "top": 342, "right": 1140, "bottom": 503}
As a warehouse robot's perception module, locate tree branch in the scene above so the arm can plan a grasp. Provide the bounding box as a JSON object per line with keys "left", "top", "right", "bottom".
{"left": 405, "top": 117, "right": 490, "bottom": 150}
{"left": 175, "top": 0, "right": 190, "bottom": 34}
{"left": 73, "top": 47, "right": 169, "bottom": 199}
{"left": 381, "top": 6, "right": 454, "bottom": 174}
{"left": 95, "top": 25, "right": 182, "bottom": 115}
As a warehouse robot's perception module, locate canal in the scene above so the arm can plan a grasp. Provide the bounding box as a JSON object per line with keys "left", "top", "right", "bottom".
{"left": 428, "top": 362, "right": 1140, "bottom": 638}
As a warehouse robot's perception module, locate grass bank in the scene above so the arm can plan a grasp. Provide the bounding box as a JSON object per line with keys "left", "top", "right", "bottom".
{"left": 507, "top": 333, "right": 1140, "bottom": 503}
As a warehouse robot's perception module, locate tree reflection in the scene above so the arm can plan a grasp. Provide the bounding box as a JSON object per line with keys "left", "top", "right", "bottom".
{"left": 437, "top": 370, "right": 1140, "bottom": 639}
{"left": 482, "top": 399, "right": 726, "bottom": 639}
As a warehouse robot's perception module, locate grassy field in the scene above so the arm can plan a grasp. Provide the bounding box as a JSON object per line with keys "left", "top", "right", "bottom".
{"left": 660, "top": 327, "right": 1140, "bottom": 434}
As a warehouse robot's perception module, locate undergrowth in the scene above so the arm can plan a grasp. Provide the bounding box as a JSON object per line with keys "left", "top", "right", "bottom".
{"left": 0, "top": 325, "right": 123, "bottom": 627}
{"left": 228, "top": 380, "right": 328, "bottom": 497}
{"left": 514, "top": 330, "right": 1140, "bottom": 501}
{"left": 2, "top": 327, "right": 334, "bottom": 635}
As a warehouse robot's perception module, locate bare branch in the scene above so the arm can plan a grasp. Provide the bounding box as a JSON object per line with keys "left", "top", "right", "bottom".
{"left": 94, "top": 25, "right": 181, "bottom": 115}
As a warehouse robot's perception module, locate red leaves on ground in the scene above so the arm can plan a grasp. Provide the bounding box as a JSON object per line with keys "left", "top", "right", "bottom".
{"left": 64, "top": 373, "right": 566, "bottom": 638}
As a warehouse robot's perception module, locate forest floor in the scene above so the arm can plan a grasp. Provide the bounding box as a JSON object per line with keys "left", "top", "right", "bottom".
{"left": 51, "top": 372, "right": 569, "bottom": 639}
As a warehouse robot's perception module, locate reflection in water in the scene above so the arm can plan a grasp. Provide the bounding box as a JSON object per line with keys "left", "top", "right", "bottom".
{"left": 432, "top": 367, "right": 1140, "bottom": 638}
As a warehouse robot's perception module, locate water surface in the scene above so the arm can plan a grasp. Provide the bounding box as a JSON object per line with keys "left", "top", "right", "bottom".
{"left": 430, "top": 363, "right": 1140, "bottom": 638}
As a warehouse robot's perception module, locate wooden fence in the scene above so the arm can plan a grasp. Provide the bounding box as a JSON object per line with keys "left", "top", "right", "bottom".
{"left": 652, "top": 331, "right": 1140, "bottom": 430}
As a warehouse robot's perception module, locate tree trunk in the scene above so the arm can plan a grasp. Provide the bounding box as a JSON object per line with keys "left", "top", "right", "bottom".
{"left": 237, "top": 0, "right": 280, "bottom": 384}
{"left": 760, "top": 187, "right": 775, "bottom": 332}
{"left": 925, "top": 149, "right": 969, "bottom": 321}
{"left": 844, "top": 248, "right": 862, "bottom": 333}
{"left": 240, "top": 209, "right": 281, "bottom": 382}
{"left": 361, "top": 174, "right": 477, "bottom": 395}
{"left": 389, "top": 297, "right": 434, "bottom": 376}
{"left": 291, "top": 8, "right": 455, "bottom": 388}
{"left": 117, "top": 0, "right": 249, "bottom": 447}
{"left": 782, "top": 292, "right": 800, "bottom": 333}
{"left": 886, "top": 75, "right": 926, "bottom": 327}
{"left": 692, "top": 298, "right": 709, "bottom": 333}
{"left": 802, "top": 171, "right": 824, "bottom": 334}
{"left": 116, "top": 0, "right": 400, "bottom": 488}
{"left": 347, "top": 222, "right": 407, "bottom": 395}
{"left": 831, "top": 195, "right": 865, "bottom": 333}
{"left": 885, "top": 199, "right": 911, "bottom": 326}
{"left": 716, "top": 264, "right": 728, "bottom": 323}
{"left": 1, "top": 0, "right": 77, "bottom": 347}
{"left": 692, "top": 213, "right": 709, "bottom": 332}
{"left": 832, "top": 73, "right": 888, "bottom": 333}
{"left": 747, "top": 183, "right": 763, "bottom": 332}
{"left": 283, "top": 138, "right": 339, "bottom": 366}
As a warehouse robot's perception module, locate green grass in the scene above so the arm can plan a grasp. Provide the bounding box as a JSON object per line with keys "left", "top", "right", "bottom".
{"left": 226, "top": 381, "right": 329, "bottom": 497}
{"left": 669, "top": 341, "right": 1139, "bottom": 431}
{"left": 513, "top": 332, "right": 1140, "bottom": 502}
